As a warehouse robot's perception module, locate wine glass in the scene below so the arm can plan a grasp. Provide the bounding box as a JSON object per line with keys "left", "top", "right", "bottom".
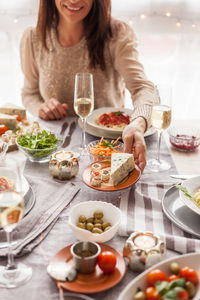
{"left": 0, "top": 191, "right": 32, "bottom": 288}
{"left": 146, "top": 85, "right": 172, "bottom": 172}
{"left": 74, "top": 73, "right": 94, "bottom": 155}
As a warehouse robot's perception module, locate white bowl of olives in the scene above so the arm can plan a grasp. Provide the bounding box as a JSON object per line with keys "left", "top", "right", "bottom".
{"left": 68, "top": 201, "right": 122, "bottom": 243}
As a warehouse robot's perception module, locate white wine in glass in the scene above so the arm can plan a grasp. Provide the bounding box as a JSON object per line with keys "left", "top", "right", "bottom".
{"left": 147, "top": 85, "right": 172, "bottom": 172}
{"left": 74, "top": 73, "right": 94, "bottom": 155}
{"left": 0, "top": 191, "right": 32, "bottom": 288}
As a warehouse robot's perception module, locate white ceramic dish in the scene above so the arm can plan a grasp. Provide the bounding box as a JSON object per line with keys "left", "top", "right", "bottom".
{"left": 87, "top": 107, "right": 132, "bottom": 133}
{"left": 118, "top": 252, "right": 200, "bottom": 300}
{"left": 78, "top": 119, "right": 155, "bottom": 139}
{"left": 0, "top": 167, "right": 29, "bottom": 197}
{"left": 179, "top": 175, "right": 200, "bottom": 215}
{"left": 68, "top": 201, "right": 122, "bottom": 243}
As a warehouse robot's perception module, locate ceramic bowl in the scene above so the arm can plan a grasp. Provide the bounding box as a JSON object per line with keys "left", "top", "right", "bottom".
{"left": 68, "top": 201, "right": 122, "bottom": 243}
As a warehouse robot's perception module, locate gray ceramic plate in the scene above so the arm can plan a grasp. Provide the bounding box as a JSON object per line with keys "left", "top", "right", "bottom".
{"left": 162, "top": 185, "right": 200, "bottom": 238}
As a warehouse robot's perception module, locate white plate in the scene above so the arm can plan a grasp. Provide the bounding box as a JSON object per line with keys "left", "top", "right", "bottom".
{"left": 78, "top": 107, "right": 155, "bottom": 139}
{"left": 118, "top": 252, "right": 200, "bottom": 300}
{"left": 87, "top": 107, "right": 133, "bottom": 134}
{"left": 0, "top": 167, "right": 29, "bottom": 197}
{"left": 179, "top": 175, "right": 200, "bottom": 215}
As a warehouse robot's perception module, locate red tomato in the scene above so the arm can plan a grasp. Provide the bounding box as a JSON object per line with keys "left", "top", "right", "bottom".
{"left": 0, "top": 124, "right": 8, "bottom": 135}
{"left": 168, "top": 274, "right": 180, "bottom": 282}
{"left": 147, "top": 269, "right": 168, "bottom": 286}
{"left": 145, "top": 286, "right": 160, "bottom": 300}
{"left": 179, "top": 267, "right": 199, "bottom": 285}
{"left": 15, "top": 115, "right": 21, "bottom": 122}
{"left": 177, "top": 290, "right": 189, "bottom": 300}
{"left": 97, "top": 251, "right": 117, "bottom": 274}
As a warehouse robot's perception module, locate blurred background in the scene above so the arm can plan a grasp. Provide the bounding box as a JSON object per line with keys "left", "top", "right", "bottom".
{"left": 0, "top": 0, "right": 199, "bottom": 120}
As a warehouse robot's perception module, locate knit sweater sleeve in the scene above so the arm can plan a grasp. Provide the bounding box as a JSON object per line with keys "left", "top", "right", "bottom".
{"left": 109, "top": 20, "right": 155, "bottom": 129}
{"left": 20, "top": 27, "right": 43, "bottom": 116}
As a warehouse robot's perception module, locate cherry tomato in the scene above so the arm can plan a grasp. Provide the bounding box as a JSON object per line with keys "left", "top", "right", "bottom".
{"left": 15, "top": 115, "right": 21, "bottom": 122}
{"left": 168, "top": 274, "right": 180, "bottom": 282}
{"left": 97, "top": 251, "right": 117, "bottom": 274}
{"left": 177, "top": 290, "right": 189, "bottom": 300}
{"left": 179, "top": 267, "right": 199, "bottom": 285}
{"left": 0, "top": 124, "right": 8, "bottom": 135}
{"left": 145, "top": 286, "right": 160, "bottom": 300}
{"left": 147, "top": 269, "right": 168, "bottom": 286}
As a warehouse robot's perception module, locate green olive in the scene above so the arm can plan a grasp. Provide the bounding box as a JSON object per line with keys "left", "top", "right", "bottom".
{"left": 133, "top": 291, "right": 146, "bottom": 300}
{"left": 94, "top": 218, "right": 103, "bottom": 224}
{"left": 93, "top": 211, "right": 104, "bottom": 219}
{"left": 92, "top": 227, "right": 103, "bottom": 234}
{"left": 169, "top": 262, "right": 180, "bottom": 275}
{"left": 78, "top": 215, "right": 87, "bottom": 223}
{"left": 185, "top": 281, "right": 196, "bottom": 297}
{"left": 104, "top": 226, "right": 111, "bottom": 232}
{"left": 102, "top": 222, "right": 111, "bottom": 230}
{"left": 86, "top": 217, "right": 94, "bottom": 224}
{"left": 86, "top": 223, "right": 94, "bottom": 231}
{"left": 77, "top": 222, "right": 86, "bottom": 229}
{"left": 94, "top": 223, "right": 102, "bottom": 229}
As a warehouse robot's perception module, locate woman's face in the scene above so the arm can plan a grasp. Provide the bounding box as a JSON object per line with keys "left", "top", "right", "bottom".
{"left": 55, "top": 0, "right": 93, "bottom": 25}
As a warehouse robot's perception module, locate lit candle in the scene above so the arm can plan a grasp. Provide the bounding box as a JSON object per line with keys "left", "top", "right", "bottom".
{"left": 55, "top": 151, "right": 73, "bottom": 160}
{"left": 134, "top": 234, "right": 156, "bottom": 249}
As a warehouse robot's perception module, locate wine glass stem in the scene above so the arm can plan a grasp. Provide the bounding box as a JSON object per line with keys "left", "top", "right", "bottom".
{"left": 156, "top": 130, "right": 162, "bottom": 163}
{"left": 82, "top": 118, "right": 86, "bottom": 149}
{"left": 6, "top": 230, "right": 16, "bottom": 270}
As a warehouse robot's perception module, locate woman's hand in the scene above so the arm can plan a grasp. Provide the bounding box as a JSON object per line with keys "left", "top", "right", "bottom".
{"left": 122, "top": 117, "right": 147, "bottom": 172}
{"left": 38, "top": 98, "right": 68, "bottom": 120}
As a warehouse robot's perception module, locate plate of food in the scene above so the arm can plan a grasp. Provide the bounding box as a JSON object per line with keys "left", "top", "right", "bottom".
{"left": 82, "top": 152, "right": 141, "bottom": 192}
{"left": 175, "top": 176, "right": 200, "bottom": 216}
{"left": 118, "top": 252, "right": 200, "bottom": 300}
{"left": 0, "top": 167, "right": 29, "bottom": 196}
{"left": 78, "top": 107, "right": 155, "bottom": 139}
{"left": 48, "top": 243, "right": 126, "bottom": 294}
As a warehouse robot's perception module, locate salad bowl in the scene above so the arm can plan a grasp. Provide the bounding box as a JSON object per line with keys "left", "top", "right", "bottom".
{"left": 16, "top": 130, "right": 63, "bottom": 163}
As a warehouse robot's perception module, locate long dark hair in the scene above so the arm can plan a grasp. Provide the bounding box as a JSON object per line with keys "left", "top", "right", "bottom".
{"left": 36, "top": 0, "right": 112, "bottom": 70}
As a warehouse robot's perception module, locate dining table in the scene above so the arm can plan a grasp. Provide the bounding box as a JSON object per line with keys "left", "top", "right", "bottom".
{"left": 0, "top": 117, "right": 199, "bottom": 300}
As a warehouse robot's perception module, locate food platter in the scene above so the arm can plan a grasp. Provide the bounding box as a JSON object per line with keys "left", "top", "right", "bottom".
{"left": 48, "top": 243, "right": 126, "bottom": 294}
{"left": 82, "top": 160, "right": 141, "bottom": 192}
{"left": 118, "top": 252, "right": 200, "bottom": 300}
{"left": 78, "top": 107, "right": 155, "bottom": 139}
{"left": 162, "top": 185, "right": 200, "bottom": 238}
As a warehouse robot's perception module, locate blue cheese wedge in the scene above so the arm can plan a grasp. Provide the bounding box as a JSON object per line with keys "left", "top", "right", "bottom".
{"left": 110, "top": 153, "right": 135, "bottom": 186}
{"left": 0, "top": 103, "right": 26, "bottom": 119}
{"left": 0, "top": 113, "right": 18, "bottom": 130}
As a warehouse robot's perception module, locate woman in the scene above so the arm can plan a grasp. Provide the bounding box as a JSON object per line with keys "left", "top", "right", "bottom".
{"left": 20, "top": 0, "right": 155, "bottom": 171}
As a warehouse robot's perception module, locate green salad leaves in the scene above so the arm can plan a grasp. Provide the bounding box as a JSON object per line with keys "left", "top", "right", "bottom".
{"left": 17, "top": 130, "right": 60, "bottom": 158}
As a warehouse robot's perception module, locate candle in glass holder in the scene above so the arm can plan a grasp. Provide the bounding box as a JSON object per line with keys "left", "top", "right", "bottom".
{"left": 123, "top": 232, "right": 166, "bottom": 272}
{"left": 49, "top": 150, "right": 79, "bottom": 180}
{"left": 134, "top": 234, "right": 156, "bottom": 249}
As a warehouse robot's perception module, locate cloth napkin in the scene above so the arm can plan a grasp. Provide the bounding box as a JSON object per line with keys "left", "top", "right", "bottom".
{"left": 0, "top": 161, "right": 80, "bottom": 257}
{"left": 118, "top": 174, "right": 200, "bottom": 254}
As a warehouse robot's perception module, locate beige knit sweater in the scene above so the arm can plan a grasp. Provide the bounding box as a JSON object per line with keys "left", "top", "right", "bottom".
{"left": 20, "top": 18, "right": 154, "bottom": 128}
